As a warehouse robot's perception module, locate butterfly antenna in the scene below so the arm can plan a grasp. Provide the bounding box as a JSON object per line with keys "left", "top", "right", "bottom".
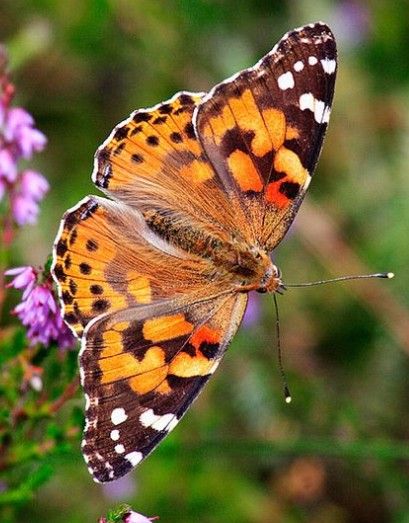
{"left": 283, "top": 272, "right": 394, "bottom": 288}
{"left": 273, "top": 293, "right": 292, "bottom": 404}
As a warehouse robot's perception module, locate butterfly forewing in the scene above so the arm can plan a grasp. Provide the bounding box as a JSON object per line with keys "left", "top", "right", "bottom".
{"left": 195, "top": 22, "right": 337, "bottom": 249}
{"left": 93, "top": 91, "right": 253, "bottom": 245}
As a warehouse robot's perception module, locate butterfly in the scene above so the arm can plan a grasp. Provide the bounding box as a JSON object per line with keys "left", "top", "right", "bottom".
{"left": 52, "top": 22, "right": 337, "bottom": 482}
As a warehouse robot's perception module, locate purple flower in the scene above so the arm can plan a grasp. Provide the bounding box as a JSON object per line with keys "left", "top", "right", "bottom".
{"left": 6, "top": 266, "right": 36, "bottom": 297}
{"left": 10, "top": 192, "right": 41, "bottom": 225}
{"left": 4, "top": 107, "right": 47, "bottom": 159}
{"left": 123, "top": 511, "right": 158, "bottom": 523}
{"left": 10, "top": 170, "right": 49, "bottom": 225}
{"left": 5, "top": 265, "right": 76, "bottom": 349}
{"left": 20, "top": 170, "right": 49, "bottom": 200}
{"left": 0, "top": 52, "right": 48, "bottom": 227}
{"left": 4, "top": 107, "right": 34, "bottom": 138}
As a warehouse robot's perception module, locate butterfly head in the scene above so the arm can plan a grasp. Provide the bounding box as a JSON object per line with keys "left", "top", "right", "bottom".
{"left": 256, "top": 258, "right": 284, "bottom": 294}
{"left": 237, "top": 247, "right": 283, "bottom": 294}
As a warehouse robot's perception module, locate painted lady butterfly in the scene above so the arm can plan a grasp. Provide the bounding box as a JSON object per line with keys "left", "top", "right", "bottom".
{"left": 52, "top": 22, "right": 337, "bottom": 482}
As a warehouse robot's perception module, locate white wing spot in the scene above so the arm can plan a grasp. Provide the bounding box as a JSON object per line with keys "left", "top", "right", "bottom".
{"left": 139, "top": 408, "right": 158, "bottom": 428}
{"left": 152, "top": 413, "right": 175, "bottom": 432}
{"left": 308, "top": 56, "right": 318, "bottom": 65}
{"left": 111, "top": 407, "right": 127, "bottom": 425}
{"left": 114, "top": 444, "right": 125, "bottom": 454}
{"left": 294, "top": 60, "right": 304, "bottom": 72}
{"left": 110, "top": 429, "right": 120, "bottom": 441}
{"left": 140, "top": 408, "right": 177, "bottom": 432}
{"left": 126, "top": 451, "right": 144, "bottom": 466}
{"left": 277, "top": 71, "right": 295, "bottom": 90}
{"left": 321, "top": 58, "right": 336, "bottom": 74}
{"left": 299, "top": 93, "right": 331, "bottom": 123}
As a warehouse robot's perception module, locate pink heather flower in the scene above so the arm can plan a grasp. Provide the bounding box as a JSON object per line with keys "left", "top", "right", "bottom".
{"left": 6, "top": 265, "right": 76, "bottom": 349}
{"left": 0, "top": 50, "right": 48, "bottom": 227}
{"left": 123, "top": 511, "right": 158, "bottom": 523}
{"left": 10, "top": 170, "right": 49, "bottom": 225}
{"left": 10, "top": 193, "right": 40, "bottom": 225}
{"left": 5, "top": 266, "right": 36, "bottom": 297}
{"left": 20, "top": 170, "right": 49, "bottom": 200}
{"left": 4, "top": 107, "right": 47, "bottom": 159}
{"left": 4, "top": 107, "right": 34, "bottom": 138}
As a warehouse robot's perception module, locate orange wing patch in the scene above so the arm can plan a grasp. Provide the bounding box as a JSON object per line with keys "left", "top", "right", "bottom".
{"left": 100, "top": 346, "right": 166, "bottom": 385}
{"left": 227, "top": 150, "right": 263, "bottom": 192}
{"left": 142, "top": 314, "right": 194, "bottom": 343}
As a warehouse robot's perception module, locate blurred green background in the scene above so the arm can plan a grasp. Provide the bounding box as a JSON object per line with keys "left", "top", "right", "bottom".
{"left": 2, "top": 0, "right": 409, "bottom": 521}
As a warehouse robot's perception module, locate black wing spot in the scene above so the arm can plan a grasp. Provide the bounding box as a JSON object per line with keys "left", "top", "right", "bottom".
{"left": 279, "top": 181, "right": 300, "bottom": 199}
{"left": 131, "top": 153, "right": 144, "bottom": 163}
{"left": 146, "top": 135, "right": 159, "bottom": 146}
{"left": 170, "top": 132, "right": 182, "bottom": 143}
{"left": 79, "top": 262, "right": 92, "bottom": 275}
{"left": 133, "top": 112, "right": 152, "bottom": 123}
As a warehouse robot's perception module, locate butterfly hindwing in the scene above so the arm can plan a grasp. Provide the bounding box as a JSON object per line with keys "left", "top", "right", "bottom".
{"left": 80, "top": 292, "right": 247, "bottom": 482}
{"left": 52, "top": 195, "right": 220, "bottom": 337}
{"left": 194, "top": 22, "right": 337, "bottom": 250}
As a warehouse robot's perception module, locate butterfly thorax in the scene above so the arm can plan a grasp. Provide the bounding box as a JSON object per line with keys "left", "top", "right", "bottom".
{"left": 143, "top": 209, "right": 281, "bottom": 293}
